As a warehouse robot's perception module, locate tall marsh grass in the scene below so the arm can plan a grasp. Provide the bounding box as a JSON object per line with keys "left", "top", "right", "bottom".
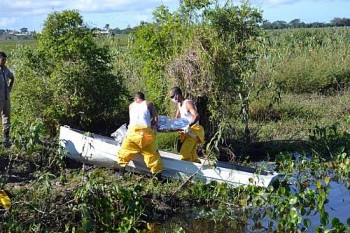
{"left": 0, "top": 40, "right": 37, "bottom": 56}
{"left": 257, "top": 27, "right": 350, "bottom": 94}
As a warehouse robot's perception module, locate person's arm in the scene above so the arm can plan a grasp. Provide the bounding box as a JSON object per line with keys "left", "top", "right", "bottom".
{"left": 8, "top": 72, "right": 14, "bottom": 90}
{"left": 128, "top": 104, "right": 132, "bottom": 124}
{"left": 147, "top": 102, "right": 158, "bottom": 132}
{"left": 186, "top": 101, "right": 199, "bottom": 127}
{"left": 175, "top": 106, "right": 180, "bottom": 119}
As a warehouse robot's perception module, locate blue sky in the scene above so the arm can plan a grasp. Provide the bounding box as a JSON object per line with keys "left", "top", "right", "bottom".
{"left": 0, "top": 0, "right": 348, "bottom": 31}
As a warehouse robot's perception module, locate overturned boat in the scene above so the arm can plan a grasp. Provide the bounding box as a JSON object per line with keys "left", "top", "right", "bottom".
{"left": 59, "top": 126, "right": 280, "bottom": 188}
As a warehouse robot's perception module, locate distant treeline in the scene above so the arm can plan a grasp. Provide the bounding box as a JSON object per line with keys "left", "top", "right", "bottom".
{"left": 262, "top": 17, "right": 350, "bottom": 29}
{"left": 97, "top": 17, "right": 350, "bottom": 33}
{"left": 1, "top": 17, "right": 350, "bottom": 37}
{"left": 108, "top": 27, "right": 135, "bottom": 35}
{"left": 95, "top": 17, "right": 350, "bottom": 32}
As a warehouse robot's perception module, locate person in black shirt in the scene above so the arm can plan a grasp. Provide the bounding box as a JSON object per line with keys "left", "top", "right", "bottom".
{"left": 0, "top": 52, "right": 14, "bottom": 147}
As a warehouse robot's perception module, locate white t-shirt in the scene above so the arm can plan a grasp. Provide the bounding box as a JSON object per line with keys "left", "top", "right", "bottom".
{"left": 179, "top": 99, "right": 198, "bottom": 124}
{"left": 129, "top": 100, "right": 151, "bottom": 127}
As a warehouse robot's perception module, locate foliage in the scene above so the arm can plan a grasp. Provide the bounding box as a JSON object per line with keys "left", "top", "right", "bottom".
{"left": 128, "top": 5, "right": 184, "bottom": 111}
{"left": 126, "top": 0, "right": 263, "bottom": 144}
{"left": 11, "top": 118, "right": 46, "bottom": 153}
{"left": 11, "top": 10, "right": 126, "bottom": 136}
{"left": 0, "top": 40, "right": 37, "bottom": 56}
{"left": 73, "top": 169, "right": 145, "bottom": 232}
{"left": 1, "top": 146, "right": 350, "bottom": 232}
{"left": 2, "top": 2, "right": 350, "bottom": 233}
{"left": 256, "top": 27, "right": 350, "bottom": 95}
{"left": 308, "top": 123, "right": 350, "bottom": 158}
{"left": 0, "top": 169, "right": 147, "bottom": 232}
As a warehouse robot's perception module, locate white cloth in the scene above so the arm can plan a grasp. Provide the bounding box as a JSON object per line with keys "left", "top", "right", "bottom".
{"left": 158, "top": 115, "right": 189, "bottom": 132}
{"left": 111, "top": 124, "right": 127, "bottom": 145}
{"left": 129, "top": 100, "right": 151, "bottom": 127}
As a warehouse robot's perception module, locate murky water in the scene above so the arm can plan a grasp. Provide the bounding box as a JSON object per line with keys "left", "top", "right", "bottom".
{"left": 308, "top": 181, "right": 350, "bottom": 230}
{"left": 150, "top": 180, "right": 349, "bottom": 233}
{"left": 148, "top": 209, "right": 248, "bottom": 233}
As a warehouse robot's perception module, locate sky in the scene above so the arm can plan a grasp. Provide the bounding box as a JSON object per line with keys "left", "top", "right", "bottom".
{"left": 0, "top": 0, "right": 349, "bottom": 31}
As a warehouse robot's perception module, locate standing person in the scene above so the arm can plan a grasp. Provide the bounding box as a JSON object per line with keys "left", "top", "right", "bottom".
{"left": 0, "top": 52, "right": 14, "bottom": 147}
{"left": 169, "top": 87, "right": 205, "bottom": 163}
{"left": 117, "top": 92, "right": 163, "bottom": 178}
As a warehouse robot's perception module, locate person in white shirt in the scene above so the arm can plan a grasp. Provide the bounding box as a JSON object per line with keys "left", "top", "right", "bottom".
{"left": 169, "top": 87, "right": 205, "bottom": 163}
{"left": 117, "top": 92, "right": 163, "bottom": 178}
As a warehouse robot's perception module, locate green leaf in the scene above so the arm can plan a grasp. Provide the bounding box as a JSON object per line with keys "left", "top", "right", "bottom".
{"left": 331, "top": 217, "right": 340, "bottom": 226}
{"left": 320, "top": 212, "right": 329, "bottom": 226}
{"left": 239, "top": 198, "right": 247, "bottom": 206}
{"left": 303, "top": 218, "right": 311, "bottom": 228}
{"left": 324, "top": 176, "right": 331, "bottom": 185}
{"left": 289, "top": 196, "right": 298, "bottom": 205}
{"left": 316, "top": 180, "right": 322, "bottom": 189}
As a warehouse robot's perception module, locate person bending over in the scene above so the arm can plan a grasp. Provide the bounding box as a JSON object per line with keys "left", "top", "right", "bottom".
{"left": 117, "top": 92, "right": 163, "bottom": 178}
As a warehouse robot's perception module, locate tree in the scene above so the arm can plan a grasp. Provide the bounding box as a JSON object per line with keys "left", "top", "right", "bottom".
{"left": 289, "top": 19, "right": 301, "bottom": 28}
{"left": 308, "top": 22, "right": 326, "bottom": 28}
{"left": 129, "top": 5, "right": 184, "bottom": 109}
{"left": 330, "top": 17, "right": 350, "bottom": 26}
{"left": 12, "top": 10, "right": 126, "bottom": 135}
{"left": 20, "top": 27, "right": 28, "bottom": 34}
{"left": 128, "top": 0, "right": 263, "bottom": 146}
{"left": 262, "top": 20, "right": 272, "bottom": 29}
{"left": 270, "top": 20, "right": 288, "bottom": 29}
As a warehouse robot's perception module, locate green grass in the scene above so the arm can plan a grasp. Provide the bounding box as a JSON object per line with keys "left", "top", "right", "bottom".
{"left": 156, "top": 132, "right": 179, "bottom": 152}
{"left": 0, "top": 34, "right": 128, "bottom": 57}
{"left": 0, "top": 40, "right": 37, "bottom": 56}
{"left": 256, "top": 27, "right": 350, "bottom": 94}
{"left": 249, "top": 92, "right": 350, "bottom": 141}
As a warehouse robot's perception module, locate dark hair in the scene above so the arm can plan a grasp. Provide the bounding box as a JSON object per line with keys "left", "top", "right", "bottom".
{"left": 0, "top": 52, "right": 7, "bottom": 58}
{"left": 171, "top": 86, "right": 182, "bottom": 96}
{"left": 135, "top": 92, "right": 145, "bottom": 100}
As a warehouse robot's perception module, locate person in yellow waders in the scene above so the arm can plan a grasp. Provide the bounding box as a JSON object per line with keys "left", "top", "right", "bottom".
{"left": 117, "top": 92, "right": 163, "bottom": 178}
{"left": 169, "top": 87, "right": 205, "bottom": 163}
{"left": 0, "top": 189, "right": 11, "bottom": 209}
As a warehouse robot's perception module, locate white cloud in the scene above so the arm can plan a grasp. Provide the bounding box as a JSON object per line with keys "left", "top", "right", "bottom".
{"left": 264, "top": 0, "right": 295, "bottom": 3}
{"left": 252, "top": 0, "right": 340, "bottom": 5}
{"left": 0, "top": 18, "right": 17, "bottom": 27}
{"left": 0, "top": 0, "right": 178, "bottom": 30}
{"left": 1, "top": 0, "right": 177, "bottom": 15}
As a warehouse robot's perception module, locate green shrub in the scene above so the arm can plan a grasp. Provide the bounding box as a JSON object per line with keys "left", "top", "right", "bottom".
{"left": 11, "top": 10, "right": 127, "bottom": 136}
{"left": 156, "top": 132, "right": 178, "bottom": 152}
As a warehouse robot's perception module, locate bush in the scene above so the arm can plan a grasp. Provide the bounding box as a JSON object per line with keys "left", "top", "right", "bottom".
{"left": 11, "top": 10, "right": 127, "bottom": 137}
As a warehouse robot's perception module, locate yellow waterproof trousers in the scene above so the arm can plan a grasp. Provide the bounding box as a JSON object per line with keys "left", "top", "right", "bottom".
{"left": 0, "top": 190, "right": 11, "bottom": 209}
{"left": 117, "top": 126, "right": 163, "bottom": 174}
{"left": 179, "top": 124, "right": 205, "bottom": 163}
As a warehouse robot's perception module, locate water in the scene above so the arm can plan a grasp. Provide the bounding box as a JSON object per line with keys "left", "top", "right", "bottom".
{"left": 152, "top": 180, "right": 349, "bottom": 232}
{"left": 308, "top": 181, "right": 350, "bottom": 230}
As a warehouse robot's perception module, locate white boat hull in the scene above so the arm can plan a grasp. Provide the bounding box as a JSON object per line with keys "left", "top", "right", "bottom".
{"left": 59, "top": 126, "right": 280, "bottom": 188}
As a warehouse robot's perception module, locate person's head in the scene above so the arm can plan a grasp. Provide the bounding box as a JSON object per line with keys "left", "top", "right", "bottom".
{"left": 134, "top": 92, "right": 145, "bottom": 103}
{"left": 169, "top": 87, "right": 184, "bottom": 104}
{"left": 0, "top": 52, "right": 7, "bottom": 68}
